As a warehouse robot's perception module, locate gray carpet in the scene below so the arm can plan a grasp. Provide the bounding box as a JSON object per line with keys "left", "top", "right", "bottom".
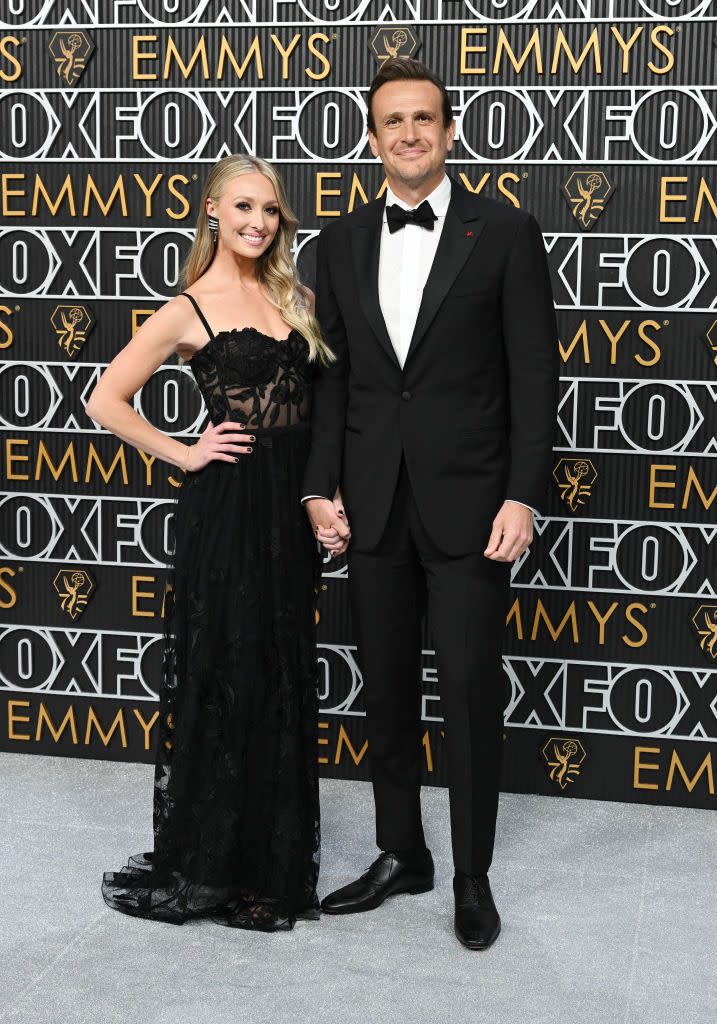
{"left": 0, "top": 752, "right": 714, "bottom": 1024}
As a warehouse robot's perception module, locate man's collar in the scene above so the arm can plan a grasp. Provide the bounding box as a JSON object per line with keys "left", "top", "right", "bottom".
{"left": 384, "top": 173, "right": 451, "bottom": 216}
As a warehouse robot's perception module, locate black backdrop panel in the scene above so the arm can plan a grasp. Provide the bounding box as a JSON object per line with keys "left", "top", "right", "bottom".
{"left": 1, "top": 0, "right": 715, "bottom": 810}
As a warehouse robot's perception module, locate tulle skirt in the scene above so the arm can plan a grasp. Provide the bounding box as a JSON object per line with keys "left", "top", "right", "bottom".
{"left": 101, "top": 423, "right": 322, "bottom": 930}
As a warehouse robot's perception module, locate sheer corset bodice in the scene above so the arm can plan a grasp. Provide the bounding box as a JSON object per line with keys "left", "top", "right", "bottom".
{"left": 183, "top": 293, "right": 312, "bottom": 430}
{"left": 101, "top": 289, "right": 321, "bottom": 931}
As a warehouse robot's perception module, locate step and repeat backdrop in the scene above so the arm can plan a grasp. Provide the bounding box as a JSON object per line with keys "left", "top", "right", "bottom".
{"left": 1, "top": 0, "right": 716, "bottom": 810}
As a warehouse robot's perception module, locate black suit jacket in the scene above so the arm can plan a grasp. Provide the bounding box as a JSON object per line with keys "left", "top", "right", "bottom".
{"left": 303, "top": 177, "right": 559, "bottom": 556}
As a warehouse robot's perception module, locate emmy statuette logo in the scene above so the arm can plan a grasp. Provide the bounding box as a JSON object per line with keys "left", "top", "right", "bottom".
{"left": 52, "top": 568, "right": 95, "bottom": 620}
{"left": 542, "top": 737, "right": 587, "bottom": 790}
{"left": 50, "top": 304, "right": 95, "bottom": 358}
{"left": 553, "top": 458, "right": 597, "bottom": 512}
{"left": 48, "top": 31, "right": 94, "bottom": 86}
{"left": 369, "top": 27, "right": 420, "bottom": 65}
{"left": 690, "top": 604, "right": 717, "bottom": 662}
{"left": 562, "top": 171, "right": 615, "bottom": 230}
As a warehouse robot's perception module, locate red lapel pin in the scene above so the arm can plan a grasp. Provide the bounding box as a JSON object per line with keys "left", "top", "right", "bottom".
{"left": 466, "top": 230, "right": 474, "bottom": 237}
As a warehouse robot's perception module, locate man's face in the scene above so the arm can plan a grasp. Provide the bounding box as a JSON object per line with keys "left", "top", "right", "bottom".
{"left": 368, "top": 79, "right": 455, "bottom": 189}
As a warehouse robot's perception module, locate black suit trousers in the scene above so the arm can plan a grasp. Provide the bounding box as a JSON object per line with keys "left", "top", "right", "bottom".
{"left": 347, "top": 456, "right": 511, "bottom": 876}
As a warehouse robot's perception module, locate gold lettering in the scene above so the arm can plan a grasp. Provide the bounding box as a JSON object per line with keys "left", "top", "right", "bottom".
{"left": 694, "top": 178, "right": 717, "bottom": 223}
{"left": 5, "top": 438, "right": 29, "bottom": 481}
{"left": 0, "top": 566, "right": 18, "bottom": 609}
{"left": 133, "top": 34, "right": 158, "bottom": 81}
{"left": 217, "top": 35, "right": 263, "bottom": 81}
{"left": 0, "top": 305, "right": 13, "bottom": 349}
{"left": 610, "top": 25, "right": 642, "bottom": 74}
{"left": 82, "top": 174, "right": 128, "bottom": 217}
{"left": 493, "top": 27, "right": 542, "bottom": 74}
{"left": 460, "top": 27, "right": 488, "bottom": 74}
{"left": 458, "top": 171, "right": 491, "bottom": 195}
{"left": 682, "top": 466, "right": 717, "bottom": 510}
{"left": 1, "top": 173, "right": 25, "bottom": 216}
{"left": 335, "top": 724, "right": 368, "bottom": 766}
{"left": 85, "top": 706, "right": 127, "bottom": 748}
{"left": 316, "top": 172, "right": 342, "bottom": 217}
{"left": 623, "top": 603, "right": 649, "bottom": 648}
{"left": 586, "top": 601, "right": 618, "bottom": 645}
{"left": 422, "top": 729, "right": 434, "bottom": 773}
{"left": 505, "top": 596, "right": 523, "bottom": 639}
{"left": 36, "top": 703, "right": 78, "bottom": 744}
{"left": 7, "top": 699, "right": 31, "bottom": 741}
{"left": 666, "top": 750, "right": 714, "bottom": 794}
{"left": 599, "top": 318, "right": 631, "bottom": 361}
{"left": 133, "top": 172, "right": 163, "bottom": 217}
{"left": 648, "top": 25, "right": 675, "bottom": 75}
{"left": 132, "top": 575, "right": 157, "bottom": 617}
{"left": 348, "top": 174, "right": 371, "bottom": 211}
{"left": 306, "top": 32, "right": 331, "bottom": 81}
{"left": 531, "top": 599, "right": 578, "bottom": 643}
{"left": 132, "top": 309, "right": 156, "bottom": 336}
{"left": 85, "top": 443, "right": 128, "bottom": 485}
{"left": 35, "top": 441, "right": 79, "bottom": 483}
{"left": 270, "top": 33, "right": 301, "bottom": 79}
{"left": 551, "top": 29, "right": 601, "bottom": 74}
{"left": 133, "top": 708, "right": 159, "bottom": 750}
{"left": 163, "top": 33, "right": 209, "bottom": 80}
{"left": 648, "top": 464, "right": 676, "bottom": 510}
{"left": 633, "top": 746, "right": 660, "bottom": 790}
{"left": 0, "top": 36, "right": 23, "bottom": 82}
{"left": 659, "top": 176, "right": 688, "bottom": 223}
{"left": 166, "top": 174, "right": 191, "bottom": 220}
{"left": 31, "top": 174, "right": 76, "bottom": 216}
{"left": 317, "top": 720, "right": 329, "bottom": 765}
{"left": 559, "top": 321, "right": 590, "bottom": 363}
{"left": 636, "top": 320, "right": 661, "bottom": 367}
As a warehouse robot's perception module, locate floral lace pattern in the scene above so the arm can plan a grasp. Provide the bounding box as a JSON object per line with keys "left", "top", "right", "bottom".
{"left": 189, "top": 329, "right": 312, "bottom": 429}
{"left": 102, "top": 313, "right": 321, "bottom": 931}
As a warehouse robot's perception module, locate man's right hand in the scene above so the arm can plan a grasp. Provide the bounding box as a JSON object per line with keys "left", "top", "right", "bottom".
{"left": 304, "top": 498, "right": 351, "bottom": 557}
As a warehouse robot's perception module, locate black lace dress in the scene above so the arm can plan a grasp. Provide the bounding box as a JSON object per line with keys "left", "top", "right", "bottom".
{"left": 101, "top": 292, "right": 321, "bottom": 931}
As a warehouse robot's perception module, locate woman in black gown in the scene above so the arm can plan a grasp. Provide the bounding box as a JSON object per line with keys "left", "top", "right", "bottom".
{"left": 87, "top": 155, "right": 348, "bottom": 931}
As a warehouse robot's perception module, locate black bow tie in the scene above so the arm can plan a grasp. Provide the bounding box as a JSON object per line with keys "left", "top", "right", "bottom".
{"left": 385, "top": 200, "right": 437, "bottom": 233}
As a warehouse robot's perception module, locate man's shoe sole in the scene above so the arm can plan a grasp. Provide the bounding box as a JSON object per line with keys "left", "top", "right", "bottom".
{"left": 454, "top": 921, "right": 501, "bottom": 950}
{"left": 321, "top": 879, "right": 434, "bottom": 915}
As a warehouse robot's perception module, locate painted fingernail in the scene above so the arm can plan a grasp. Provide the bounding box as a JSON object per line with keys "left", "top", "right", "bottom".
{"left": 247, "top": 447, "right": 253, "bottom": 452}
{"left": 249, "top": 436, "right": 256, "bottom": 441}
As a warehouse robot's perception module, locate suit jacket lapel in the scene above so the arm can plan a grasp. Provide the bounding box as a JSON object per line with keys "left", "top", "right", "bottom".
{"left": 403, "top": 179, "right": 485, "bottom": 368}
{"left": 349, "top": 199, "right": 400, "bottom": 369}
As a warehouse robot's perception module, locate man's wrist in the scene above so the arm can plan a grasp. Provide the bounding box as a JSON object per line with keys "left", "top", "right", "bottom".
{"left": 505, "top": 498, "right": 539, "bottom": 516}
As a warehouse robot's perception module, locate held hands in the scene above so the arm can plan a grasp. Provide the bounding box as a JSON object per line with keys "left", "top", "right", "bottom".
{"left": 183, "top": 420, "right": 255, "bottom": 472}
{"left": 305, "top": 493, "right": 351, "bottom": 558}
{"left": 484, "top": 500, "right": 534, "bottom": 562}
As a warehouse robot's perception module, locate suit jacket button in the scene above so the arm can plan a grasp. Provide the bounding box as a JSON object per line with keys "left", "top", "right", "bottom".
{"left": 401, "top": 390, "right": 411, "bottom": 401}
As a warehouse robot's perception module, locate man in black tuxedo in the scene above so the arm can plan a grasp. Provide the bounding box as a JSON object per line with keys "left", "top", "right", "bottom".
{"left": 303, "top": 57, "right": 558, "bottom": 949}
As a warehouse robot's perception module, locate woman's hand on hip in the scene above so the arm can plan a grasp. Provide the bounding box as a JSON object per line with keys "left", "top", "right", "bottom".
{"left": 183, "top": 420, "right": 255, "bottom": 472}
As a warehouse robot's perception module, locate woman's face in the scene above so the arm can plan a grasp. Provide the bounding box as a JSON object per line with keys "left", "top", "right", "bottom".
{"left": 207, "top": 172, "right": 281, "bottom": 259}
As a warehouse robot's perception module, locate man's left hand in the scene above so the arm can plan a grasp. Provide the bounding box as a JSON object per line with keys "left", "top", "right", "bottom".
{"left": 484, "top": 500, "right": 533, "bottom": 562}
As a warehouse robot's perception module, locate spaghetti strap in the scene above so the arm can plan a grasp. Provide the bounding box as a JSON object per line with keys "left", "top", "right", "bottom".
{"left": 180, "top": 292, "right": 215, "bottom": 341}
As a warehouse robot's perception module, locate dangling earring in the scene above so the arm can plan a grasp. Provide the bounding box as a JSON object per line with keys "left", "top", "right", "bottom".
{"left": 207, "top": 214, "right": 219, "bottom": 245}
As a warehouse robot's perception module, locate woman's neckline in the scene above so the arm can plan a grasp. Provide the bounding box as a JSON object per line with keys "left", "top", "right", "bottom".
{"left": 187, "top": 325, "right": 300, "bottom": 363}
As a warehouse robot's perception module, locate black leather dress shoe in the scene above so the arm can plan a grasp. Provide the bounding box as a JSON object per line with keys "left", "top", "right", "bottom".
{"left": 321, "top": 849, "right": 434, "bottom": 915}
{"left": 453, "top": 872, "right": 501, "bottom": 949}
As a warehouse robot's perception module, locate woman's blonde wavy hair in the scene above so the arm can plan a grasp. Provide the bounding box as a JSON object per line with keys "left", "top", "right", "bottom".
{"left": 180, "top": 154, "right": 334, "bottom": 365}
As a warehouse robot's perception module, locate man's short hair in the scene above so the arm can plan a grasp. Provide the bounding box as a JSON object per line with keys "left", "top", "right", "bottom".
{"left": 367, "top": 57, "right": 454, "bottom": 134}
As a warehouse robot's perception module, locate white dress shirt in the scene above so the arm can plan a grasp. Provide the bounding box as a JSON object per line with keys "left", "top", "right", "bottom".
{"left": 378, "top": 174, "right": 452, "bottom": 368}
{"left": 303, "top": 173, "right": 536, "bottom": 515}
